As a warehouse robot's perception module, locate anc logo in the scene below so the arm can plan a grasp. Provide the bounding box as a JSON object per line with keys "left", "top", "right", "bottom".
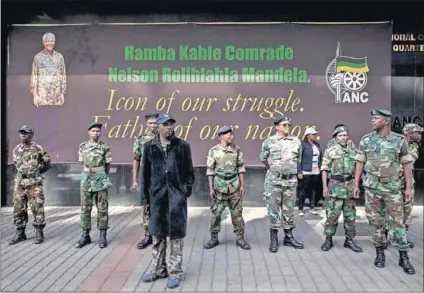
{"left": 325, "top": 43, "right": 370, "bottom": 104}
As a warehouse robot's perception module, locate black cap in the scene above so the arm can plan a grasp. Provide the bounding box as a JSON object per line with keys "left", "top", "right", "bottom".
{"left": 217, "top": 125, "right": 234, "bottom": 136}
{"left": 157, "top": 114, "right": 176, "bottom": 124}
{"left": 144, "top": 112, "right": 159, "bottom": 119}
{"left": 273, "top": 115, "right": 291, "bottom": 125}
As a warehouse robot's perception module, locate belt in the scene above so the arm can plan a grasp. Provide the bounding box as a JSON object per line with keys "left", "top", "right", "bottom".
{"left": 215, "top": 173, "right": 238, "bottom": 180}
{"left": 367, "top": 174, "right": 398, "bottom": 183}
{"left": 275, "top": 172, "right": 295, "bottom": 180}
{"left": 330, "top": 174, "right": 353, "bottom": 182}
{"left": 83, "top": 166, "right": 105, "bottom": 173}
{"left": 18, "top": 173, "right": 40, "bottom": 179}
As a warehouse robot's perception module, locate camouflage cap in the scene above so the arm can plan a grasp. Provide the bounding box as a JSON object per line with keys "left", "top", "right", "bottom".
{"left": 88, "top": 122, "right": 103, "bottom": 130}
{"left": 157, "top": 114, "right": 176, "bottom": 124}
{"left": 333, "top": 125, "right": 349, "bottom": 136}
{"left": 403, "top": 123, "right": 424, "bottom": 134}
{"left": 273, "top": 115, "right": 291, "bottom": 125}
{"left": 217, "top": 125, "right": 234, "bottom": 136}
{"left": 144, "top": 112, "right": 159, "bottom": 119}
{"left": 18, "top": 125, "right": 34, "bottom": 133}
{"left": 371, "top": 109, "right": 392, "bottom": 117}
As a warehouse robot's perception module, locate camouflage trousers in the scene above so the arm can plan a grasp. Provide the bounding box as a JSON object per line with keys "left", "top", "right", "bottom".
{"left": 141, "top": 205, "right": 150, "bottom": 230}
{"left": 12, "top": 184, "right": 45, "bottom": 229}
{"left": 209, "top": 191, "right": 245, "bottom": 236}
{"left": 324, "top": 197, "right": 356, "bottom": 238}
{"left": 151, "top": 236, "right": 184, "bottom": 278}
{"left": 264, "top": 184, "right": 296, "bottom": 230}
{"left": 365, "top": 187, "right": 409, "bottom": 251}
{"left": 80, "top": 189, "right": 109, "bottom": 230}
{"left": 402, "top": 186, "right": 415, "bottom": 228}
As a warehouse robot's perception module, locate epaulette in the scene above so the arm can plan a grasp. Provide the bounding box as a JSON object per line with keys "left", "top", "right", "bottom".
{"left": 79, "top": 141, "right": 88, "bottom": 150}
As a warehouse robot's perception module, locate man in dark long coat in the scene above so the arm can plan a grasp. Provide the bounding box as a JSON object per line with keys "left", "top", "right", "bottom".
{"left": 141, "top": 114, "right": 195, "bottom": 289}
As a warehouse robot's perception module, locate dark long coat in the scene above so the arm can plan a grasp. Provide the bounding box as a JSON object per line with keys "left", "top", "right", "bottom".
{"left": 141, "top": 134, "right": 195, "bottom": 239}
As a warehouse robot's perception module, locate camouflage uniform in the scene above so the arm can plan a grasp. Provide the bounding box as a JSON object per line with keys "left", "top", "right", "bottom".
{"left": 356, "top": 131, "right": 412, "bottom": 251}
{"left": 133, "top": 130, "right": 155, "bottom": 230}
{"left": 204, "top": 139, "right": 250, "bottom": 250}
{"left": 76, "top": 122, "right": 112, "bottom": 249}
{"left": 324, "top": 138, "right": 356, "bottom": 152}
{"left": 260, "top": 116, "right": 304, "bottom": 252}
{"left": 320, "top": 127, "right": 363, "bottom": 253}
{"left": 78, "top": 140, "right": 112, "bottom": 230}
{"left": 10, "top": 127, "right": 51, "bottom": 245}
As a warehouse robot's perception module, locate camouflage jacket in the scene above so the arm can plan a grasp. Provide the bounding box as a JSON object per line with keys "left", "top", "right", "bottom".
{"left": 133, "top": 131, "right": 155, "bottom": 162}
{"left": 78, "top": 140, "right": 112, "bottom": 192}
{"left": 13, "top": 141, "right": 51, "bottom": 187}
{"left": 260, "top": 134, "right": 302, "bottom": 186}
{"left": 356, "top": 131, "right": 412, "bottom": 191}
{"left": 206, "top": 144, "right": 246, "bottom": 193}
{"left": 321, "top": 143, "right": 356, "bottom": 198}
{"left": 400, "top": 141, "right": 421, "bottom": 185}
{"left": 324, "top": 138, "right": 356, "bottom": 152}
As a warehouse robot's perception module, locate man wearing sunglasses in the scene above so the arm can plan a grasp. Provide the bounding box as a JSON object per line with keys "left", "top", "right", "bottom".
{"left": 260, "top": 115, "right": 304, "bottom": 253}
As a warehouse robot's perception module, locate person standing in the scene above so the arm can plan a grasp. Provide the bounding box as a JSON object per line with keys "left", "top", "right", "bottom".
{"left": 9, "top": 125, "right": 51, "bottom": 245}
{"left": 383, "top": 123, "right": 423, "bottom": 249}
{"left": 260, "top": 115, "right": 304, "bottom": 253}
{"left": 354, "top": 109, "right": 415, "bottom": 274}
{"left": 141, "top": 114, "right": 195, "bottom": 289}
{"left": 76, "top": 122, "right": 112, "bottom": 249}
{"left": 204, "top": 126, "right": 250, "bottom": 250}
{"left": 298, "top": 127, "right": 322, "bottom": 216}
{"left": 132, "top": 112, "right": 159, "bottom": 249}
{"left": 320, "top": 125, "right": 363, "bottom": 252}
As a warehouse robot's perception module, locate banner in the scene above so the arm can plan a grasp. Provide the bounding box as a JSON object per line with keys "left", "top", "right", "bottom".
{"left": 7, "top": 23, "right": 392, "bottom": 166}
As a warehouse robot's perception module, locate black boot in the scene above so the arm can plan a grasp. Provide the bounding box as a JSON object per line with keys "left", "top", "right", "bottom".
{"left": 236, "top": 235, "right": 251, "bottom": 250}
{"left": 321, "top": 236, "right": 333, "bottom": 251}
{"left": 9, "top": 228, "right": 27, "bottom": 245}
{"left": 344, "top": 237, "right": 363, "bottom": 252}
{"left": 399, "top": 251, "right": 415, "bottom": 274}
{"left": 204, "top": 233, "right": 219, "bottom": 249}
{"left": 269, "top": 229, "right": 279, "bottom": 253}
{"left": 137, "top": 230, "right": 153, "bottom": 249}
{"left": 34, "top": 227, "right": 44, "bottom": 244}
{"left": 283, "top": 229, "right": 304, "bottom": 249}
{"left": 99, "top": 229, "right": 108, "bottom": 248}
{"left": 374, "top": 247, "right": 385, "bottom": 268}
{"left": 75, "top": 229, "right": 91, "bottom": 248}
{"left": 383, "top": 229, "right": 389, "bottom": 249}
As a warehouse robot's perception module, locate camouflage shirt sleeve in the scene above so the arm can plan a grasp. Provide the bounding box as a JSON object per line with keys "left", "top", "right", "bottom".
{"left": 399, "top": 139, "right": 413, "bottom": 164}
{"left": 320, "top": 148, "right": 332, "bottom": 172}
{"left": 104, "top": 144, "right": 112, "bottom": 164}
{"left": 12, "top": 146, "right": 18, "bottom": 166}
{"left": 409, "top": 142, "right": 420, "bottom": 164}
{"left": 36, "top": 144, "right": 51, "bottom": 172}
{"left": 133, "top": 137, "right": 142, "bottom": 161}
{"left": 355, "top": 137, "right": 367, "bottom": 163}
{"left": 206, "top": 148, "right": 216, "bottom": 176}
{"left": 259, "top": 139, "right": 270, "bottom": 161}
{"left": 78, "top": 143, "right": 85, "bottom": 163}
{"left": 237, "top": 148, "right": 246, "bottom": 173}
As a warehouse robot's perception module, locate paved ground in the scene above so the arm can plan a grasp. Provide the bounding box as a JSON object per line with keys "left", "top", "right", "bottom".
{"left": 1, "top": 206, "right": 423, "bottom": 292}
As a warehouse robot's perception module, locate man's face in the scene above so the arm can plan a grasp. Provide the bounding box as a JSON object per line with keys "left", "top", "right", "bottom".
{"left": 220, "top": 132, "right": 234, "bottom": 144}
{"left": 336, "top": 131, "right": 349, "bottom": 145}
{"left": 88, "top": 127, "right": 101, "bottom": 141}
{"left": 158, "top": 122, "right": 174, "bottom": 138}
{"left": 43, "top": 39, "right": 55, "bottom": 52}
{"left": 276, "top": 121, "right": 291, "bottom": 135}
{"left": 371, "top": 115, "right": 388, "bottom": 131}
{"left": 410, "top": 131, "right": 422, "bottom": 142}
{"left": 146, "top": 118, "right": 158, "bottom": 133}
{"left": 19, "top": 131, "right": 32, "bottom": 143}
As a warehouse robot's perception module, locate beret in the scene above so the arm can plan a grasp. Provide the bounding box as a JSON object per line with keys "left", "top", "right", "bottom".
{"left": 217, "top": 125, "right": 233, "bottom": 136}
{"left": 144, "top": 112, "right": 159, "bottom": 119}
{"left": 273, "top": 115, "right": 291, "bottom": 125}
{"left": 371, "top": 109, "right": 392, "bottom": 117}
{"left": 333, "top": 125, "right": 349, "bottom": 136}
{"left": 403, "top": 123, "right": 423, "bottom": 133}
{"left": 88, "top": 122, "right": 103, "bottom": 130}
